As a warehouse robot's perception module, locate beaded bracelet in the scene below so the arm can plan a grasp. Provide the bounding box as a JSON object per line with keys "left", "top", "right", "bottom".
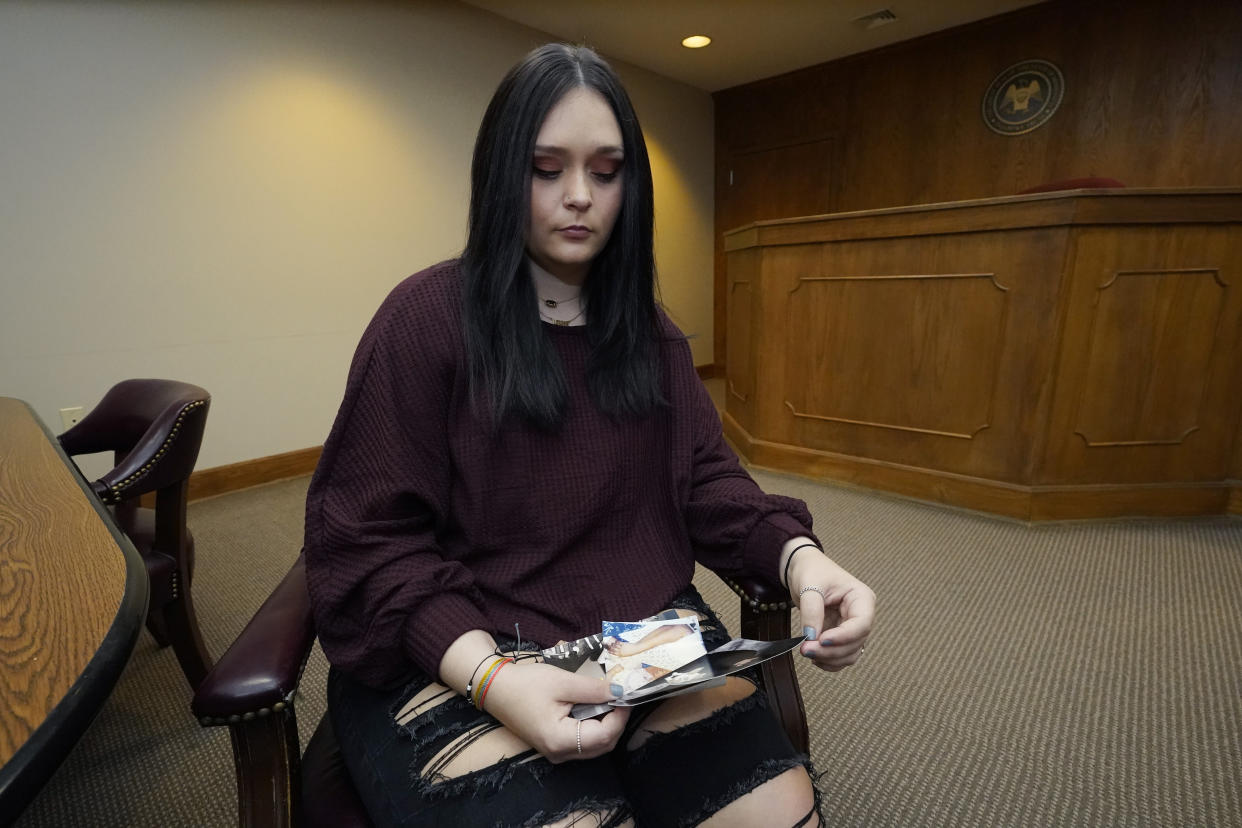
{"left": 476, "top": 658, "right": 512, "bottom": 711}
{"left": 782, "top": 542, "right": 821, "bottom": 590}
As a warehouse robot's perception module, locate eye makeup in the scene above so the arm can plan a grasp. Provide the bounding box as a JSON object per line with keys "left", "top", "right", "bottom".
{"left": 531, "top": 151, "right": 624, "bottom": 181}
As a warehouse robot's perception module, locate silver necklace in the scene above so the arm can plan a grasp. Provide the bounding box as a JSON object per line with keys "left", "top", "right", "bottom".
{"left": 540, "top": 293, "right": 580, "bottom": 309}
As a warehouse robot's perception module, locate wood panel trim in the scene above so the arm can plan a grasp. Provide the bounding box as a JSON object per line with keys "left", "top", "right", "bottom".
{"left": 1070, "top": 266, "right": 1229, "bottom": 448}
{"left": 724, "top": 410, "right": 1032, "bottom": 520}
{"left": 782, "top": 400, "right": 989, "bottom": 440}
{"left": 695, "top": 364, "right": 724, "bottom": 380}
{"left": 730, "top": 187, "right": 1242, "bottom": 230}
{"left": 723, "top": 190, "right": 1242, "bottom": 251}
{"left": 1073, "top": 427, "right": 1200, "bottom": 449}
{"left": 1100, "top": 267, "right": 1228, "bottom": 288}
{"left": 725, "top": 412, "right": 1235, "bottom": 521}
{"left": 726, "top": 277, "right": 753, "bottom": 402}
{"left": 790, "top": 272, "right": 1007, "bottom": 287}
{"left": 783, "top": 271, "right": 1009, "bottom": 441}
{"left": 186, "top": 447, "right": 322, "bottom": 503}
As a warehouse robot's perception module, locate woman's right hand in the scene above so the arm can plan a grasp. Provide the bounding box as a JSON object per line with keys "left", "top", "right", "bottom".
{"left": 482, "top": 661, "right": 629, "bottom": 763}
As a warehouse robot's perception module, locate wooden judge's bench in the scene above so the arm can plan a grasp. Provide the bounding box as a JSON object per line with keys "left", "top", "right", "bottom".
{"left": 722, "top": 188, "right": 1242, "bottom": 520}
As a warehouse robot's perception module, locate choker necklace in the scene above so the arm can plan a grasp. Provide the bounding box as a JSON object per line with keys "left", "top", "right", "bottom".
{"left": 540, "top": 294, "right": 580, "bottom": 309}
{"left": 539, "top": 307, "right": 586, "bottom": 326}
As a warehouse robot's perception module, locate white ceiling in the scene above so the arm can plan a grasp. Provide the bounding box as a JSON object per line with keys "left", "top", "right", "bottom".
{"left": 459, "top": 0, "right": 1047, "bottom": 92}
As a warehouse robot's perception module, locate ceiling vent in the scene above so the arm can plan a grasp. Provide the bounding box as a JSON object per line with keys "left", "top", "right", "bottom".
{"left": 851, "top": 9, "right": 898, "bottom": 31}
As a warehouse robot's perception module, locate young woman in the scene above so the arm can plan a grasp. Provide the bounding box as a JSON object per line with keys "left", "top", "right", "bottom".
{"left": 304, "top": 43, "right": 875, "bottom": 827}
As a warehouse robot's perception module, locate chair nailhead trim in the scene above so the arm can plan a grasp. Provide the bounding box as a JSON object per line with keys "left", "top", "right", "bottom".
{"left": 722, "top": 577, "right": 791, "bottom": 612}
{"left": 192, "top": 645, "right": 316, "bottom": 728}
{"left": 197, "top": 690, "right": 298, "bottom": 727}
{"left": 102, "top": 399, "right": 207, "bottom": 505}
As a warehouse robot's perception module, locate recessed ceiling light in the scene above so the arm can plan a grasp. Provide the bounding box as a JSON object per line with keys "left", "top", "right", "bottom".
{"left": 681, "top": 35, "right": 712, "bottom": 49}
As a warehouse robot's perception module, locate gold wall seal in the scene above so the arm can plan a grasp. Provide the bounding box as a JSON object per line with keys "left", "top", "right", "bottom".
{"left": 982, "top": 59, "right": 1065, "bottom": 136}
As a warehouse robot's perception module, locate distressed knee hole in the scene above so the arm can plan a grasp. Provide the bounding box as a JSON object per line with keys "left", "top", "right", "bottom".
{"left": 419, "top": 722, "right": 535, "bottom": 783}
{"left": 699, "top": 765, "right": 818, "bottom": 828}
{"left": 625, "top": 677, "right": 756, "bottom": 751}
{"left": 540, "top": 808, "right": 629, "bottom": 828}
{"left": 394, "top": 681, "right": 454, "bottom": 726}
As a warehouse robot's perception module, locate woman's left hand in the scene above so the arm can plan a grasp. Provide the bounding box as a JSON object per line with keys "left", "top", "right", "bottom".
{"left": 787, "top": 551, "right": 875, "bottom": 671}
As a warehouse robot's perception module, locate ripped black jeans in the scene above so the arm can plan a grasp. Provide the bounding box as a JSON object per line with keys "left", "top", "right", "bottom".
{"left": 328, "top": 586, "right": 818, "bottom": 827}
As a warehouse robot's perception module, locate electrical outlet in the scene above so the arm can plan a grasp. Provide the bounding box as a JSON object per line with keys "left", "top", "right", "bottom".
{"left": 59, "top": 406, "right": 85, "bottom": 431}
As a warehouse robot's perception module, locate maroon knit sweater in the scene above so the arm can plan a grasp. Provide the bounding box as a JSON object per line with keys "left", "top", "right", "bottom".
{"left": 304, "top": 260, "right": 817, "bottom": 688}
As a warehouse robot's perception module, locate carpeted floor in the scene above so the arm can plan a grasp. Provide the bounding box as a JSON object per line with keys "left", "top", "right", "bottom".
{"left": 15, "top": 469, "right": 1242, "bottom": 827}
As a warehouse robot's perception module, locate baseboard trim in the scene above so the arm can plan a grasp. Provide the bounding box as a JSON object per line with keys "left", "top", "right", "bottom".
{"left": 723, "top": 413, "right": 1235, "bottom": 521}
{"left": 1027, "top": 482, "right": 1231, "bottom": 520}
{"left": 188, "top": 447, "right": 323, "bottom": 502}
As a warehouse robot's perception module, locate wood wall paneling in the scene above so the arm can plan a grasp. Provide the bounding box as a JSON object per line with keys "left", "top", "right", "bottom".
{"left": 716, "top": 0, "right": 1242, "bottom": 211}
{"left": 725, "top": 248, "right": 759, "bottom": 435}
{"left": 725, "top": 190, "right": 1242, "bottom": 518}
{"left": 723, "top": 140, "right": 836, "bottom": 229}
{"left": 1038, "top": 226, "right": 1242, "bottom": 484}
{"left": 744, "top": 226, "right": 1070, "bottom": 484}
{"left": 783, "top": 271, "right": 1009, "bottom": 440}
{"left": 713, "top": 0, "right": 1242, "bottom": 367}
{"left": 1073, "top": 268, "right": 1225, "bottom": 447}
{"left": 716, "top": 140, "right": 836, "bottom": 366}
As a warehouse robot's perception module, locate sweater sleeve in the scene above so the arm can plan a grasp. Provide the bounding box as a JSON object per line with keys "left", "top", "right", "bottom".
{"left": 304, "top": 274, "right": 487, "bottom": 688}
{"left": 678, "top": 350, "right": 819, "bottom": 586}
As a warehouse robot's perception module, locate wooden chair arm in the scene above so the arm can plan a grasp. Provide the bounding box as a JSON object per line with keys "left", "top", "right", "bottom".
{"left": 716, "top": 571, "right": 809, "bottom": 754}
{"left": 191, "top": 557, "right": 313, "bottom": 827}
{"left": 192, "top": 557, "right": 314, "bottom": 725}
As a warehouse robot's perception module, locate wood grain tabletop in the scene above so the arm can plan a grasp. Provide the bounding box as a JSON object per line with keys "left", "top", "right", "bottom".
{"left": 0, "top": 397, "right": 146, "bottom": 810}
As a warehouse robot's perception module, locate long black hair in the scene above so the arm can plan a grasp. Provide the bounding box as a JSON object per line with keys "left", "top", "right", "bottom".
{"left": 460, "top": 43, "right": 663, "bottom": 430}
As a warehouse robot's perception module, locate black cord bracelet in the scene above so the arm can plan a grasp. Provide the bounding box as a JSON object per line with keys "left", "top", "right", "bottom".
{"left": 465, "top": 652, "right": 501, "bottom": 696}
{"left": 782, "top": 542, "right": 821, "bottom": 591}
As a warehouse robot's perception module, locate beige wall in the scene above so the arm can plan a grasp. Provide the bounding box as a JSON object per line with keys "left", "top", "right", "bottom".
{"left": 0, "top": 0, "right": 715, "bottom": 475}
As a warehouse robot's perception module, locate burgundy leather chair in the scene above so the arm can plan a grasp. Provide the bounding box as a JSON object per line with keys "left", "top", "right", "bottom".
{"left": 60, "top": 378, "right": 213, "bottom": 688}
{"left": 192, "top": 556, "right": 809, "bottom": 828}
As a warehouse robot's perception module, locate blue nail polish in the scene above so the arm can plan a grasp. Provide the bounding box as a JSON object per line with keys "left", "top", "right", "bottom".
{"left": 820, "top": 639, "right": 834, "bottom": 647}
{"left": 802, "top": 626, "right": 815, "bottom": 641}
{"left": 610, "top": 683, "right": 624, "bottom": 697}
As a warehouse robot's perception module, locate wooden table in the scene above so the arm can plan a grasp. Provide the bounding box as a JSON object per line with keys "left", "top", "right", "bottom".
{"left": 0, "top": 397, "right": 148, "bottom": 818}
